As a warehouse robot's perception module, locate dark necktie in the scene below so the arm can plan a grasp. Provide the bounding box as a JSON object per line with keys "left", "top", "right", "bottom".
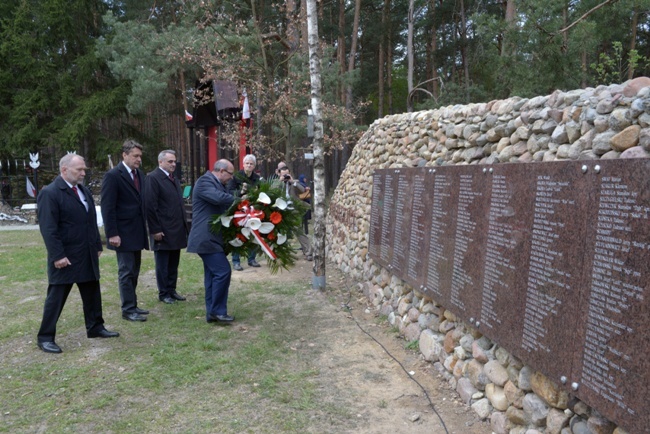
{"left": 72, "top": 185, "right": 80, "bottom": 199}
{"left": 132, "top": 171, "right": 140, "bottom": 192}
{"left": 169, "top": 173, "right": 175, "bottom": 182}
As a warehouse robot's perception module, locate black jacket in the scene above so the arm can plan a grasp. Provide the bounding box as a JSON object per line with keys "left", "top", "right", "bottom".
{"left": 37, "top": 176, "right": 102, "bottom": 284}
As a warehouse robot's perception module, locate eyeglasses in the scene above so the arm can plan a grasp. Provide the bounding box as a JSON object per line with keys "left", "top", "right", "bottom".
{"left": 224, "top": 170, "right": 234, "bottom": 176}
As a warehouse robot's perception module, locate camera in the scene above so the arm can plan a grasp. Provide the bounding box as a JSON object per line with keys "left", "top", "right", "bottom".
{"left": 283, "top": 174, "right": 291, "bottom": 181}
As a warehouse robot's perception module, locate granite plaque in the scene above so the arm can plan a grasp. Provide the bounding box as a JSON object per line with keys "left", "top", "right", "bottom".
{"left": 570, "top": 159, "right": 650, "bottom": 434}
{"left": 390, "top": 170, "right": 415, "bottom": 275}
{"left": 367, "top": 159, "right": 649, "bottom": 432}
{"left": 424, "top": 167, "right": 457, "bottom": 305}
{"left": 447, "top": 166, "right": 489, "bottom": 320}
{"left": 368, "top": 171, "right": 385, "bottom": 260}
{"left": 404, "top": 168, "right": 433, "bottom": 289}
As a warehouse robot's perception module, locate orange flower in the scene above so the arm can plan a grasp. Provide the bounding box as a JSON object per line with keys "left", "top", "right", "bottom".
{"left": 236, "top": 233, "right": 247, "bottom": 242}
{"left": 270, "top": 211, "right": 282, "bottom": 224}
{"left": 267, "top": 231, "right": 277, "bottom": 241}
{"left": 238, "top": 200, "right": 250, "bottom": 210}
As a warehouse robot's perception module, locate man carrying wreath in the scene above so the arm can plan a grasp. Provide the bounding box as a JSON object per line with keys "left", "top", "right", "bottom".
{"left": 186, "top": 159, "right": 237, "bottom": 323}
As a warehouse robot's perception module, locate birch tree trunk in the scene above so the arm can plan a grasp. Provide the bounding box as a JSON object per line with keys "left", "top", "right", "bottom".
{"left": 306, "top": 0, "right": 326, "bottom": 289}
{"left": 407, "top": 0, "right": 415, "bottom": 112}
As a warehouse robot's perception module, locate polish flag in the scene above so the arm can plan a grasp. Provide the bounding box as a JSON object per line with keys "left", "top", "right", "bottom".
{"left": 185, "top": 110, "right": 193, "bottom": 121}
{"left": 26, "top": 176, "right": 36, "bottom": 198}
{"left": 242, "top": 92, "right": 250, "bottom": 120}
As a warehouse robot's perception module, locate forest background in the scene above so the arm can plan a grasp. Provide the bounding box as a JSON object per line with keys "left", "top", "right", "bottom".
{"left": 0, "top": 0, "right": 648, "bottom": 177}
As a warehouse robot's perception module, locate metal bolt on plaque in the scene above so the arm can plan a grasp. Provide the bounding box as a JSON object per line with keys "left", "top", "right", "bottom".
{"left": 594, "top": 165, "right": 601, "bottom": 173}
{"left": 571, "top": 382, "right": 579, "bottom": 391}
{"left": 581, "top": 165, "right": 588, "bottom": 173}
{"left": 483, "top": 168, "right": 487, "bottom": 173}
{"left": 489, "top": 167, "right": 493, "bottom": 173}
{"left": 560, "top": 376, "right": 567, "bottom": 384}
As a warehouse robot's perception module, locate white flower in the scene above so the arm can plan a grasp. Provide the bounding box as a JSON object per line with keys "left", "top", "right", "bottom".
{"left": 241, "top": 227, "right": 251, "bottom": 238}
{"left": 247, "top": 218, "right": 262, "bottom": 230}
{"left": 220, "top": 215, "right": 233, "bottom": 227}
{"left": 228, "top": 238, "right": 243, "bottom": 247}
{"left": 257, "top": 192, "right": 271, "bottom": 204}
{"left": 277, "top": 233, "right": 287, "bottom": 245}
{"left": 273, "top": 197, "right": 288, "bottom": 210}
{"left": 258, "top": 222, "right": 275, "bottom": 234}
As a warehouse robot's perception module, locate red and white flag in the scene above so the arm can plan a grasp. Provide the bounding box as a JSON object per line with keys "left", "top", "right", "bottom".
{"left": 185, "top": 110, "right": 193, "bottom": 121}
{"left": 242, "top": 92, "right": 250, "bottom": 120}
{"left": 26, "top": 176, "right": 36, "bottom": 198}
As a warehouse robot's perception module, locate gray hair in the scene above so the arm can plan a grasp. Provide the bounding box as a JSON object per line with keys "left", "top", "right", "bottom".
{"left": 158, "top": 149, "right": 176, "bottom": 161}
{"left": 243, "top": 154, "right": 257, "bottom": 165}
{"left": 122, "top": 139, "right": 143, "bottom": 155}
{"left": 59, "top": 154, "right": 84, "bottom": 171}
{"left": 214, "top": 159, "right": 230, "bottom": 171}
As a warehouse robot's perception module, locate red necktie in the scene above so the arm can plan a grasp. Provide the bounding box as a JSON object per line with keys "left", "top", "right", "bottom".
{"left": 72, "top": 186, "right": 80, "bottom": 199}
{"left": 169, "top": 173, "right": 175, "bottom": 182}
{"left": 132, "top": 171, "right": 140, "bottom": 192}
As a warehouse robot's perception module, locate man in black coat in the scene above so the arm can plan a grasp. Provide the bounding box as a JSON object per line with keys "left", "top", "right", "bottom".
{"left": 36, "top": 154, "right": 119, "bottom": 353}
{"left": 101, "top": 139, "right": 150, "bottom": 322}
{"left": 145, "top": 150, "right": 188, "bottom": 304}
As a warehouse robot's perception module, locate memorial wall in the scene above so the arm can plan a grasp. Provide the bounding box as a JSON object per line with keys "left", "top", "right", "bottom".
{"left": 326, "top": 78, "right": 650, "bottom": 433}
{"left": 368, "top": 159, "right": 648, "bottom": 433}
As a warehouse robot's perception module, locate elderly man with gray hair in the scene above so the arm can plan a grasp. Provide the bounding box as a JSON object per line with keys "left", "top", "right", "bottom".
{"left": 227, "top": 154, "right": 262, "bottom": 270}
{"left": 145, "top": 150, "right": 189, "bottom": 304}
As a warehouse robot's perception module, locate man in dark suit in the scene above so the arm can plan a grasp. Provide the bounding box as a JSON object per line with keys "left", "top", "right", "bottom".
{"left": 36, "top": 154, "right": 119, "bottom": 353}
{"left": 186, "top": 159, "right": 236, "bottom": 323}
{"left": 101, "top": 139, "right": 150, "bottom": 322}
{"left": 145, "top": 150, "right": 188, "bottom": 304}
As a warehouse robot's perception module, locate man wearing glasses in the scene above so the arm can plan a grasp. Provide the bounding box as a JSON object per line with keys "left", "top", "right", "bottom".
{"left": 186, "top": 159, "right": 237, "bottom": 323}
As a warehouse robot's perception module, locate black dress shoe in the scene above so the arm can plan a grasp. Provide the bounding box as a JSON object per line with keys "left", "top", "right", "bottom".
{"left": 171, "top": 292, "right": 186, "bottom": 301}
{"left": 233, "top": 263, "right": 244, "bottom": 271}
{"left": 88, "top": 329, "right": 120, "bottom": 338}
{"left": 135, "top": 307, "right": 149, "bottom": 315}
{"left": 248, "top": 259, "right": 261, "bottom": 267}
{"left": 38, "top": 341, "right": 62, "bottom": 353}
{"left": 159, "top": 296, "right": 176, "bottom": 304}
{"left": 208, "top": 314, "right": 235, "bottom": 323}
{"left": 122, "top": 312, "right": 147, "bottom": 322}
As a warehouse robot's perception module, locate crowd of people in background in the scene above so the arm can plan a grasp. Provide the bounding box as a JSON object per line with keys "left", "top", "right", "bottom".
{"left": 35, "top": 139, "right": 313, "bottom": 353}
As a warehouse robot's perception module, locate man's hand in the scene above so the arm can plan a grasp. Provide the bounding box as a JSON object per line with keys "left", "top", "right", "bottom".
{"left": 153, "top": 232, "right": 164, "bottom": 242}
{"left": 109, "top": 235, "right": 121, "bottom": 248}
{"left": 54, "top": 257, "right": 72, "bottom": 269}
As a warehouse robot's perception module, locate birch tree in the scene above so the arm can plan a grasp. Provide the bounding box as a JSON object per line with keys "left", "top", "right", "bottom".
{"left": 306, "top": 0, "right": 326, "bottom": 289}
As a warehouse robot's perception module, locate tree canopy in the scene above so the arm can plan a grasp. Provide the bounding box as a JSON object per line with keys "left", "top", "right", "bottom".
{"left": 1, "top": 0, "right": 648, "bottom": 165}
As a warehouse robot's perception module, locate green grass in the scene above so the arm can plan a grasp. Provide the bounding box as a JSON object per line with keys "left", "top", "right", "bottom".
{"left": 0, "top": 229, "right": 351, "bottom": 433}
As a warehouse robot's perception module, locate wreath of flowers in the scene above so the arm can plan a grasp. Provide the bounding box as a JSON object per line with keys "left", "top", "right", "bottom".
{"left": 210, "top": 180, "right": 309, "bottom": 274}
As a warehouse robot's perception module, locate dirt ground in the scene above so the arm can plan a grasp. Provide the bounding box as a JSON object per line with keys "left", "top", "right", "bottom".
{"left": 231, "top": 258, "right": 492, "bottom": 434}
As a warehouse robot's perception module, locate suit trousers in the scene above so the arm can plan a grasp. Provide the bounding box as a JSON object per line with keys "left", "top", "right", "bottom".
{"left": 37, "top": 281, "right": 105, "bottom": 343}
{"left": 116, "top": 250, "right": 142, "bottom": 314}
{"left": 198, "top": 252, "right": 231, "bottom": 318}
{"left": 154, "top": 249, "right": 181, "bottom": 299}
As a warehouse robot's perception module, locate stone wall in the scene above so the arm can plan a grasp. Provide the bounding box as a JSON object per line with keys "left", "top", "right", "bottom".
{"left": 325, "top": 77, "right": 650, "bottom": 434}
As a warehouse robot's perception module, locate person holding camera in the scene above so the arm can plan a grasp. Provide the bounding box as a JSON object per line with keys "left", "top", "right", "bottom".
{"left": 276, "top": 166, "right": 312, "bottom": 261}
{"left": 227, "top": 154, "right": 261, "bottom": 270}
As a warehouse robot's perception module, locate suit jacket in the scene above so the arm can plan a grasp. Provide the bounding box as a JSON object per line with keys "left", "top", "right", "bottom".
{"left": 37, "top": 176, "right": 102, "bottom": 284}
{"left": 186, "top": 171, "right": 234, "bottom": 254}
{"left": 100, "top": 162, "right": 149, "bottom": 252}
{"left": 145, "top": 167, "right": 188, "bottom": 251}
